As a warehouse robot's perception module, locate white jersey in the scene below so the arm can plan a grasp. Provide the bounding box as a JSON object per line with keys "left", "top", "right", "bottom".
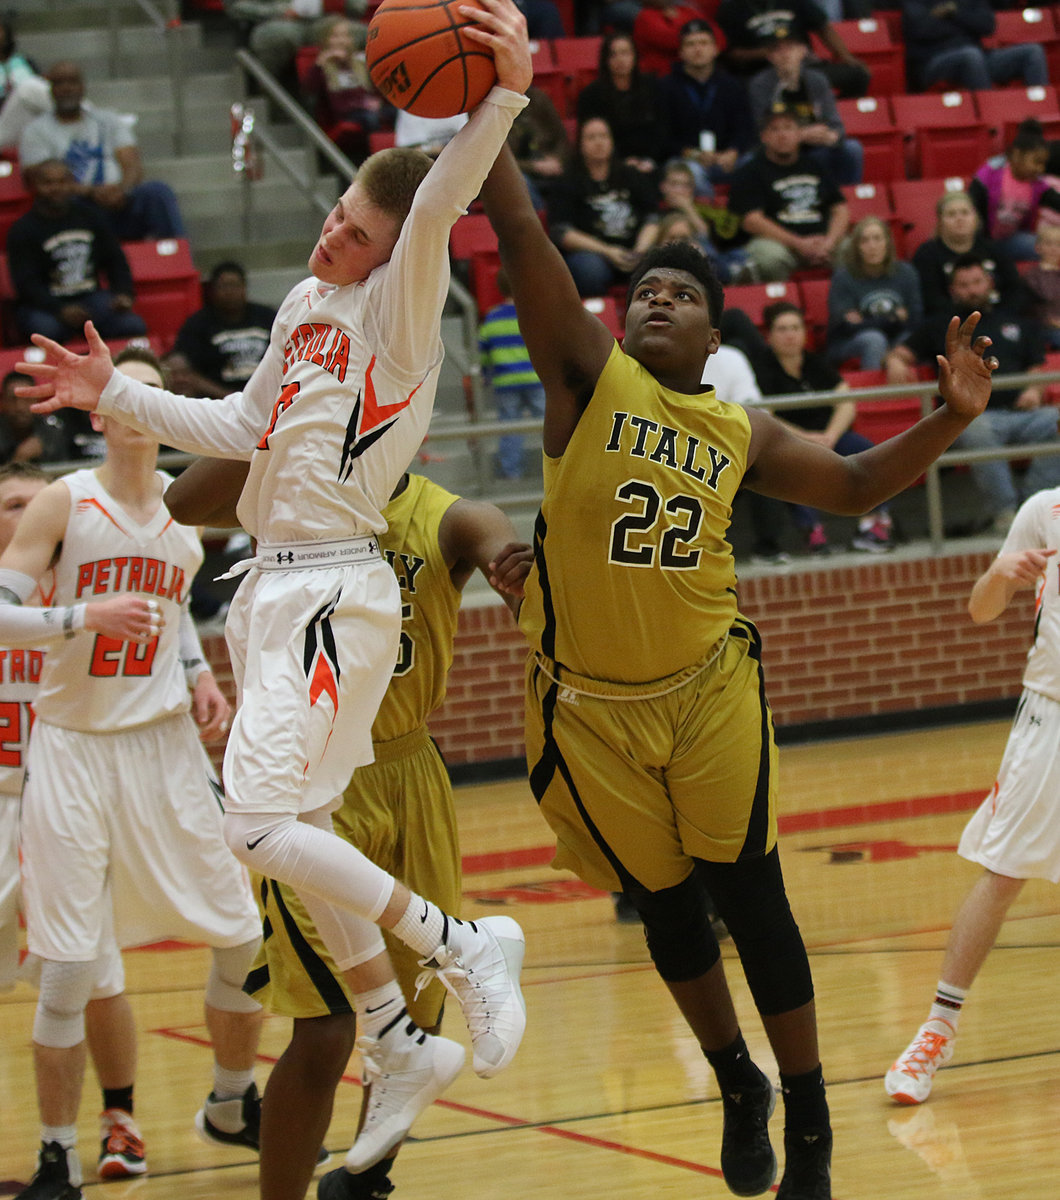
{"left": 34, "top": 469, "right": 202, "bottom": 733}
{"left": 0, "top": 577, "right": 51, "bottom": 798}
{"left": 1001, "top": 487, "right": 1060, "bottom": 703}
{"left": 702, "top": 344, "right": 762, "bottom": 407}
{"left": 97, "top": 88, "right": 528, "bottom": 547}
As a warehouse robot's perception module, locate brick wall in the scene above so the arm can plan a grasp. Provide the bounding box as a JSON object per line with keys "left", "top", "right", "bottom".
{"left": 202, "top": 547, "right": 1035, "bottom": 771}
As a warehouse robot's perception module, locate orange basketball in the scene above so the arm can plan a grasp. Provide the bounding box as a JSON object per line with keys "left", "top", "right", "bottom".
{"left": 366, "top": 0, "right": 498, "bottom": 119}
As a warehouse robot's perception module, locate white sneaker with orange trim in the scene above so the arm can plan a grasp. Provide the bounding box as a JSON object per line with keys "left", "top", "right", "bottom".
{"left": 98, "top": 1108, "right": 147, "bottom": 1178}
{"left": 885, "top": 1018, "right": 956, "bottom": 1104}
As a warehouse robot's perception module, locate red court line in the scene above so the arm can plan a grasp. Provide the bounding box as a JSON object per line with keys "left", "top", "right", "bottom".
{"left": 462, "top": 789, "right": 986, "bottom": 875}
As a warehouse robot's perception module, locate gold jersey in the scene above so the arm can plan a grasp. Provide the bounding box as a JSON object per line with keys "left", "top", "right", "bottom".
{"left": 520, "top": 343, "right": 751, "bottom": 683}
{"left": 372, "top": 473, "right": 462, "bottom": 742}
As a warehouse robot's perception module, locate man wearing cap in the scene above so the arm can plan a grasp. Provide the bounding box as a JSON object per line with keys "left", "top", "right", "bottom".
{"left": 727, "top": 103, "right": 850, "bottom": 281}
{"left": 716, "top": 0, "right": 870, "bottom": 96}
{"left": 748, "top": 24, "right": 863, "bottom": 185}
{"left": 657, "top": 19, "right": 756, "bottom": 195}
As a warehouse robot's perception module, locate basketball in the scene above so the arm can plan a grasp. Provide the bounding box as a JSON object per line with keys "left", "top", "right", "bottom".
{"left": 366, "top": 0, "right": 498, "bottom": 119}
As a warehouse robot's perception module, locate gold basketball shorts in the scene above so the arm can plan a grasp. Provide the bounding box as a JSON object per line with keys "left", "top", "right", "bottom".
{"left": 245, "top": 725, "right": 461, "bottom": 1029}
{"left": 525, "top": 619, "right": 778, "bottom": 894}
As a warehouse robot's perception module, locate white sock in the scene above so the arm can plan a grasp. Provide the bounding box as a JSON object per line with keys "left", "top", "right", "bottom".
{"left": 390, "top": 892, "right": 449, "bottom": 957}
{"left": 39, "top": 1129, "right": 80, "bottom": 1186}
{"left": 354, "top": 980, "right": 409, "bottom": 1040}
{"left": 212, "top": 1064, "right": 255, "bottom": 1100}
{"left": 929, "top": 980, "right": 967, "bottom": 1030}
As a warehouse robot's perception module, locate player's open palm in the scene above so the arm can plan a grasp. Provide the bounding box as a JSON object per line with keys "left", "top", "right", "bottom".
{"left": 937, "top": 312, "right": 997, "bottom": 421}
{"left": 84, "top": 594, "right": 162, "bottom": 642}
{"left": 17, "top": 321, "right": 115, "bottom": 417}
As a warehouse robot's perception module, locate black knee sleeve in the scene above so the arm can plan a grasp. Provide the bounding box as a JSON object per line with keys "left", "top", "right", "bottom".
{"left": 695, "top": 849, "right": 814, "bottom": 1016}
{"left": 626, "top": 871, "right": 721, "bottom": 983}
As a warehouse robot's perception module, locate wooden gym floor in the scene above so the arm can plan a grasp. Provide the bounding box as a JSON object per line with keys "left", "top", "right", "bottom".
{"left": 2, "top": 717, "right": 1058, "bottom": 1199}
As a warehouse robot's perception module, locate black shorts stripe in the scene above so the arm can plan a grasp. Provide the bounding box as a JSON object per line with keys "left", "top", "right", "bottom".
{"left": 531, "top": 509, "right": 557, "bottom": 662}
{"left": 736, "top": 617, "right": 772, "bottom": 860}
{"left": 529, "top": 672, "right": 639, "bottom": 891}
{"left": 269, "top": 878, "right": 353, "bottom": 1015}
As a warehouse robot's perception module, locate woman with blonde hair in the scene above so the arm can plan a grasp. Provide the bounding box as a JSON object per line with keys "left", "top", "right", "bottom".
{"left": 826, "top": 215, "right": 922, "bottom": 369}
{"left": 912, "top": 188, "right": 1023, "bottom": 316}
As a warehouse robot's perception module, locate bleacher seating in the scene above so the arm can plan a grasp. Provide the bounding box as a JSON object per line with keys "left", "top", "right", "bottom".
{"left": 582, "top": 295, "right": 624, "bottom": 338}
{"left": 725, "top": 281, "right": 800, "bottom": 328}
{"left": 974, "top": 84, "right": 1060, "bottom": 153}
{"left": 890, "top": 176, "right": 967, "bottom": 257}
{"left": 798, "top": 277, "right": 832, "bottom": 350}
{"left": 121, "top": 238, "right": 201, "bottom": 351}
{"left": 551, "top": 37, "right": 602, "bottom": 113}
{"left": 0, "top": 162, "right": 31, "bottom": 251}
{"left": 891, "top": 91, "right": 992, "bottom": 179}
{"left": 812, "top": 18, "right": 906, "bottom": 94}
{"left": 836, "top": 97, "right": 904, "bottom": 184}
{"left": 840, "top": 182, "right": 907, "bottom": 252}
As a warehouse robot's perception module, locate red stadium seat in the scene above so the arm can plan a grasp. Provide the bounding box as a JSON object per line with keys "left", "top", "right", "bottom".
{"left": 890, "top": 176, "right": 967, "bottom": 257}
{"left": 982, "top": 6, "right": 1058, "bottom": 46}
{"left": 368, "top": 130, "right": 396, "bottom": 154}
{"left": 975, "top": 85, "right": 1060, "bottom": 154}
{"left": 582, "top": 294, "right": 624, "bottom": 338}
{"left": 122, "top": 238, "right": 202, "bottom": 352}
{"left": 797, "top": 277, "right": 831, "bottom": 350}
{"left": 836, "top": 97, "right": 905, "bottom": 184}
{"left": 725, "top": 281, "right": 800, "bottom": 329}
{"left": 0, "top": 162, "right": 31, "bottom": 252}
{"left": 840, "top": 182, "right": 907, "bottom": 253}
{"left": 552, "top": 36, "right": 602, "bottom": 110}
{"left": 845, "top": 368, "right": 928, "bottom": 445}
{"left": 450, "top": 212, "right": 498, "bottom": 262}
{"left": 469, "top": 247, "right": 503, "bottom": 314}
{"left": 891, "top": 91, "right": 991, "bottom": 180}
{"left": 811, "top": 18, "right": 906, "bottom": 93}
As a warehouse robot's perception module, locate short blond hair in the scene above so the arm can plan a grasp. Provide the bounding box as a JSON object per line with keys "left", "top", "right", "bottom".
{"left": 355, "top": 147, "right": 434, "bottom": 229}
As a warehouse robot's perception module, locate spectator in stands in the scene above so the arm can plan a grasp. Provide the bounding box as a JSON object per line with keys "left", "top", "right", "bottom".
{"left": 912, "top": 189, "right": 1024, "bottom": 317}
{"left": 901, "top": 0, "right": 1048, "bottom": 92}
{"left": 1024, "top": 226, "right": 1060, "bottom": 350}
{"left": 657, "top": 20, "right": 756, "bottom": 195}
{"left": 716, "top": 0, "right": 870, "bottom": 97}
{"left": 225, "top": 0, "right": 367, "bottom": 88}
{"left": 826, "top": 216, "right": 923, "bottom": 370}
{"left": 727, "top": 103, "right": 849, "bottom": 282}
{"left": 747, "top": 25, "right": 862, "bottom": 186}
{"left": 19, "top": 61, "right": 185, "bottom": 241}
{"left": 299, "top": 15, "right": 386, "bottom": 165}
{"left": 0, "top": 18, "right": 49, "bottom": 152}
{"left": 164, "top": 261, "right": 277, "bottom": 399}
{"left": 757, "top": 300, "right": 895, "bottom": 553}
{"left": 513, "top": 0, "right": 568, "bottom": 37}
{"left": 546, "top": 115, "right": 659, "bottom": 296}
{"left": 641, "top": 157, "right": 751, "bottom": 281}
{"left": 633, "top": 0, "right": 709, "bottom": 77}
{"left": 0, "top": 370, "right": 73, "bottom": 465}
{"left": 479, "top": 267, "right": 546, "bottom": 479}
{"left": 969, "top": 119, "right": 1060, "bottom": 263}
{"left": 508, "top": 84, "right": 570, "bottom": 208}
{"left": 7, "top": 159, "right": 148, "bottom": 345}
{"left": 576, "top": 31, "right": 663, "bottom": 176}
{"left": 887, "top": 253, "right": 1060, "bottom": 533}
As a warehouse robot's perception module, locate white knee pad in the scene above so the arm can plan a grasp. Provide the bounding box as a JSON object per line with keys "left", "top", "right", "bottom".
{"left": 206, "top": 938, "right": 263, "bottom": 1014}
{"left": 33, "top": 959, "right": 97, "bottom": 1048}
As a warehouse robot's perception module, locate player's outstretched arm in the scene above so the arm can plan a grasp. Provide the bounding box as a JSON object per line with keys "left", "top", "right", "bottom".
{"left": 165, "top": 457, "right": 250, "bottom": 528}
{"left": 746, "top": 312, "right": 996, "bottom": 514}
{"left": 479, "top": 145, "right": 613, "bottom": 456}
{"left": 968, "top": 547, "right": 1057, "bottom": 624}
{"left": 18, "top": 321, "right": 114, "bottom": 416}
{"left": 440, "top": 497, "right": 532, "bottom": 614}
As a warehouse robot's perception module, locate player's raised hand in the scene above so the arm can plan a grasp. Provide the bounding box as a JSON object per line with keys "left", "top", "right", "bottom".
{"left": 191, "top": 670, "right": 231, "bottom": 742}
{"left": 460, "top": 0, "right": 533, "bottom": 95}
{"left": 937, "top": 311, "right": 997, "bottom": 421}
{"left": 83, "top": 594, "right": 163, "bottom": 642}
{"left": 16, "top": 321, "right": 115, "bottom": 416}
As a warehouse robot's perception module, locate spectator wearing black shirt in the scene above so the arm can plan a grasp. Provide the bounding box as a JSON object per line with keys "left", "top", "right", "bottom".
{"left": 546, "top": 116, "right": 659, "bottom": 296}
{"left": 576, "top": 31, "right": 663, "bottom": 176}
{"left": 727, "top": 104, "right": 849, "bottom": 281}
{"left": 912, "top": 190, "right": 1024, "bottom": 319}
{"left": 887, "top": 253, "right": 1060, "bottom": 531}
{"left": 715, "top": 0, "right": 870, "bottom": 97}
{"left": 7, "top": 158, "right": 147, "bottom": 345}
{"left": 165, "top": 261, "right": 276, "bottom": 399}
{"left": 656, "top": 19, "right": 756, "bottom": 195}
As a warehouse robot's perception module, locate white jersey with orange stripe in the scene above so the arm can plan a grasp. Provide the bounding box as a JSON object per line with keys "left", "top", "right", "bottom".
{"left": 96, "top": 87, "right": 529, "bottom": 547}
{"left": 1004, "top": 488, "right": 1060, "bottom": 703}
{"left": 33, "top": 470, "right": 203, "bottom": 734}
